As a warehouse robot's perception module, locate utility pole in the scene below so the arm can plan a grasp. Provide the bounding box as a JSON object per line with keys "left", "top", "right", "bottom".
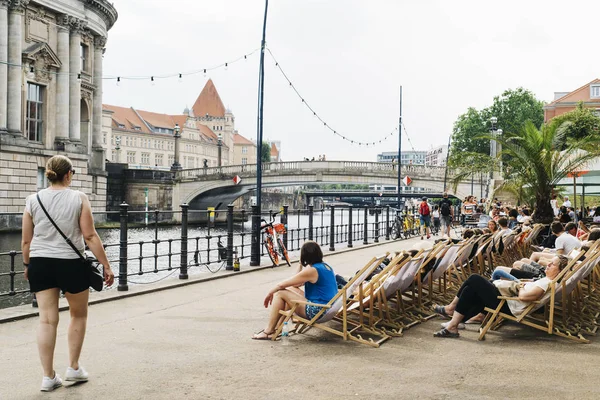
{"left": 397, "top": 86, "right": 402, "bottom": 210}
{"left": 251, "top": 0, "right": 269, "bottom": 266}
{"left": 443, "top": 134, "right": 451, "bottom": 192}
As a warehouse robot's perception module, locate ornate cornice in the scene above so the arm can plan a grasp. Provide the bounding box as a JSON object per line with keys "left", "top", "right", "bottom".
{"left": 0, "top": 0, "right": 10, "bottom": 9}
{"left": 94, "top": 36, "right": 107, "bottom": 50}
{"left": 69, "top": 16, "right": 88, "bottom": 34}
{"left": 85, "top": 0, "right": 118, "bottom": 30}
{"left": 8, "top": 0, "right": 29, "bottom": 13}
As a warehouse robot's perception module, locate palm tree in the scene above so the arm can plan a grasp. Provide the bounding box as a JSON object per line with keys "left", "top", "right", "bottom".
{"left": 485, "top": 121, "right": 600, "bottom": 223}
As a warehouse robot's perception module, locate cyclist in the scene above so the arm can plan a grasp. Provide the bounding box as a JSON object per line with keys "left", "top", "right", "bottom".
{"left": 438, "top": 192, "right": 454, "bottom": 238}
{"left": 419, "top": 197, "right": 432, "bottom": 240}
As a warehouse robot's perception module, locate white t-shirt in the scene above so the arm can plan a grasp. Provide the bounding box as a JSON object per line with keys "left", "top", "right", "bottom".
{"left": 563, "top": 200, "right": 572, "bottom": 208}
{"left": 507, "top": 277, "right": 552, "bottom": 316}
{"left": 554, "top": 233, "right": 581, "bottom": 255}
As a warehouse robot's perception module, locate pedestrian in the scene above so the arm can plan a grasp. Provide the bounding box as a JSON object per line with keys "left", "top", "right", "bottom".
{"left": 563, "top": 196, "right": 572, "bottom": 208}
{"left": 419, "top": 197, "right": 432, "bottom": 240}
{"left": 438, "top": 192, "right": 454, "bottom": 238}
{"left": 21, "top": 155, "right": 114, "bottom": 392}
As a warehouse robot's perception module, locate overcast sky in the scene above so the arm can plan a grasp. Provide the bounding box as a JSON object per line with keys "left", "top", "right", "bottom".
{"left": 103, "top": 0, "right": 600, "bottom": 162}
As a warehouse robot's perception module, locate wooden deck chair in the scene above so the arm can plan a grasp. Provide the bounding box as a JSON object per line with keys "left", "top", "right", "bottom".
{"left": 478, "top": 252, "right": 590, "bottom": 343}
{"left": 472, "top": 235, "right": 494, "bottom": 276}
{"left": 272, "top": 254, "right": 389, "bottom": 347}
{"left": 425, "top": 241, "right": 469, "bottom": 303}
{"left": 415, "top": 241, "right": 453, "bottom": 309}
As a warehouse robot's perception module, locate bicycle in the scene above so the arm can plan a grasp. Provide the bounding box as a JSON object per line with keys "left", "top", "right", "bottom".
{"left": 390, "top": 210, "right": 405, "bottom": 240}
{"left": 261, "top": 212, "right": 291, "bottom": 267}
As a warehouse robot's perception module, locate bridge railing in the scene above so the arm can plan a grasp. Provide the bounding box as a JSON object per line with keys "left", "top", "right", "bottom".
{"left": 176, "top": 161, "right": 450, "bottom": 181}
{"left": 0, "top": 203, "right": 454, "bottom": 310}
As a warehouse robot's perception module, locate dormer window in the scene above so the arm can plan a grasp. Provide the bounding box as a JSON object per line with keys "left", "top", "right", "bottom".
{"left": 591, "top": 84, "right": 600, "bottom": 99}
{"left": 117, "top": 123, "right": 125, "bottom": 129}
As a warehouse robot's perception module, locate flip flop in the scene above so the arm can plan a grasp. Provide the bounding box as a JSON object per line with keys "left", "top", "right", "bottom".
{"left": 433, "top": 305, "right": 451, "bottom": 318}
{"left": 433, "top": 328, "right": 460, "bottom": 338}
{"left": 441, "top": 321, "right": 465, "bottom": 330}
{"left": 251, "top": 329, "right": 273, "bottom": 340}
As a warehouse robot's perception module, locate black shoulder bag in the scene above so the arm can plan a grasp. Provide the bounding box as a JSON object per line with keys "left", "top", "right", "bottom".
{"left": 36, "top": 194, "right": 104, "bottom": 291}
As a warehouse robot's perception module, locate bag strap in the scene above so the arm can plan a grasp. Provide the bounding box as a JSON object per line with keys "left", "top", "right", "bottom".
{"left": 36, "top": 193, "right": 85, "bottom": 261}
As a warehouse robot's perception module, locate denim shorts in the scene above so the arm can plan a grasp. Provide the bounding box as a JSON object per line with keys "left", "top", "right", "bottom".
{"left": 305, "top": 304, "right": 325, "bottom": 320}
{"left": 420, "top": 215, "right": 431, "bottom": 227}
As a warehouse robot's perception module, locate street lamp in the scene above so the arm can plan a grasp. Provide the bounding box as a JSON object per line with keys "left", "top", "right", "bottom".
{"left": 487, "top": 117, "right": 499, "bottom": 198}
{"left": 171, "top": 123, "right": 182, "bottom": 171}
{"left": 115, "top": 136, "right": 121, "bottom": 163}
{"left": 217, "top": 132, "right": 223, "bottom": 167}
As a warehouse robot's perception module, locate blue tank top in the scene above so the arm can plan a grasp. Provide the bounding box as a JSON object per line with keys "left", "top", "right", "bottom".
{"left": 304, "top": 262, "right": 338, "bottom": 305}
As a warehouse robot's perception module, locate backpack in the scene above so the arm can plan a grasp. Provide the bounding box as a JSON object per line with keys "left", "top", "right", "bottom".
{"left": 440, "top": 200, "right": 451, "bottom": 216}
{"left": 420, "top": 202, "right": 430, "bottom": 216}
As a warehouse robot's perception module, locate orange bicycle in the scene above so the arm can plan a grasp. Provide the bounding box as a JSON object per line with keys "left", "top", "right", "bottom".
{"left": 261, "top": 212, "right": 291, "bottom": 266}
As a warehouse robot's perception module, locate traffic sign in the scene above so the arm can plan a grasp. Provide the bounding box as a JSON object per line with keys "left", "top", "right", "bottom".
{"left": 233, "top": 175, "right": 242, "bottom": 185}
{"left": 402, "top": 176, "right": 412, "bottom": 186}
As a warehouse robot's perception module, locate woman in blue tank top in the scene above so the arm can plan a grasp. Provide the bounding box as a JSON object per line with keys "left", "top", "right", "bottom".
{"left": 252, "top": 241, "right": 338, "bottom": 340}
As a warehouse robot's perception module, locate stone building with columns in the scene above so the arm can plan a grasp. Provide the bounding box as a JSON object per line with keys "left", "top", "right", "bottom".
{"left": 0, "top": 0, "right": 117, "bottom": 219}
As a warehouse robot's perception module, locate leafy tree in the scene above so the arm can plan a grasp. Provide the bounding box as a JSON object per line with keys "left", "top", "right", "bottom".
{"left": 449, "top": 108, "right": 489, "bottom": 164}
{"left": 488, "top": 87, "right": 544, "bottom": 137}
{"left": 261, "top": 142, "right": 271, "bottom": 163}
{"left": 549, "top": 102, "right": 600, "bottom": 141}
{"left": 481, "top": 121, "right": 600, "bottom": 223}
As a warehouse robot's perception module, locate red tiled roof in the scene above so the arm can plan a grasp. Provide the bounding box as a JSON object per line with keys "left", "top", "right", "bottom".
{"left": 270, "top": 142, "right": 279, "bottom": 156}
{"left": 192, "top": 79, "right": 226, "bottom": 118}
{"left": 233, "top": 133, "right": 254, "bottom": 145}
{"left": 136, "top": 109, "right": 176, "bottom": 129}
{"left": 196, "top": 123, "right": 218, "bottom": 141}
{"left": 102, "top": 104, "right": 151, "bottom": 133}
{"left": 546, "top": 78, "right": 600, "bottom": 107}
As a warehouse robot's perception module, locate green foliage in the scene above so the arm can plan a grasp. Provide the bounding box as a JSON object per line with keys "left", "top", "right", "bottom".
{"left": 549, "top": 102, "right": 600, "bottom": 141}
{"left": 449, "top": 88, "right": 544, "bottom": 166}
{"left": 480, "top": 121, "right": 600, "bottom": 222}
{"left": 261, "top": 142, "right": 271, "bottom": 163}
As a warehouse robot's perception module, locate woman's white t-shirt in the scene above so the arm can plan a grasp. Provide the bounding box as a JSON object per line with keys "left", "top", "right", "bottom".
{"left": 507, "top": 277, "right": 552, "bottom": 316}
{"left": 25, "top": 188, "right": 84, "bottom": 259}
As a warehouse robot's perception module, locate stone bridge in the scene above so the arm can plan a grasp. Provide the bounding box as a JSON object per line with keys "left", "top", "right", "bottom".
{"left": 172, "top": 161, "right": 485, "bottom": 212}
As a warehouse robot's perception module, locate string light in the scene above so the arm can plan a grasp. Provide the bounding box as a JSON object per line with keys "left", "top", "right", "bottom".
{"left": 224, "top": 62, "right": 228, "bottom": 71}
{"left": 151, "top": 76, "right": 155, "bottom": 86}
{"left": 76, "top": 73, "right": 81, "bottom": 82}
{"left": 116, "top": 76, "right": 120, "bottom": 86}
{"left": 178, "top": 73, "right": 182, "bottom": 83}
{"left": 266, "top": 48, "right": 396, "bottom": 147}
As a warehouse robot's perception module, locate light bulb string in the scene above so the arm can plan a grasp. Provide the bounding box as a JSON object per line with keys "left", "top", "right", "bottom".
{"left": 265, "top": 47, "right": 397, "bottom": 147}
{"left": 401, "top": 122, "right": 418, "bottom": 154}
{"left": 0, "top": 48, "right": 258, "bottom": 81}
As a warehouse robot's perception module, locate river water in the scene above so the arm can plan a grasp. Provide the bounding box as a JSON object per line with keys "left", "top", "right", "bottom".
{"left": 0, "top": 208, "right": 391, "bottom": 309}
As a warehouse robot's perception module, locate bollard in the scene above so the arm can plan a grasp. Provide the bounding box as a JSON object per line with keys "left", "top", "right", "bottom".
{"left": 329, "top": 206, "right": 335, "bottom": 251}
{"left": 282, "top": 205, "right": 289, "bottom": 251}
{"left": 250, "top": 205, "right": 260, "bottom": 266}
{"left": 179, "top": 203, "right": 189, "bottom": 279}
{"left": 374, "top": 207, "right": 380, "bottom": 243}
{"left": 118, "top": 203, "right": 129, "bottom": 291}
{"left": 226, "top": 204, "right": 234, "bottom": 271}
{"left": 385, "top": 206, "right": 390, "bottom": 240}
{"left": 363, "top": 207, "right": 368, "bottom": 245}
{"left": 348, "top": 205, "right": 353, "bottom": 248}
{"left": 308, "top": 204, "right": 314, "bottom": 241}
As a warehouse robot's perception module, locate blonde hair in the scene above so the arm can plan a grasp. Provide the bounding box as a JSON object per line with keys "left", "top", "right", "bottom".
{"left": 45, "top": 155, "right": 73, "bottom": 183}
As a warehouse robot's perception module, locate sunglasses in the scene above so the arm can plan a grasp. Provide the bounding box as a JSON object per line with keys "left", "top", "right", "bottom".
{"left": 71, "top": 168, "right": 76, "bottom": 175}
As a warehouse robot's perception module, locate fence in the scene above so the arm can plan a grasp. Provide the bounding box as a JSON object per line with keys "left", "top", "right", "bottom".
{"left": 0, "top": 203, "right": 443, "bottom": 308}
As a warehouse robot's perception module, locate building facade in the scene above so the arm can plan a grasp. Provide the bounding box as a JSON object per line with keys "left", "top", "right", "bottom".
{"left": 102, "top": 79, "right": 246, "bottom": 170}
{"left": 377, "top": 151, "right": 426, "bottom": 165}
{"left": 0, "top": 0, "right": 117, "bottom": 216}
{"left": 233, "top": 133, "right": 256, "bottom": 165}
{"left": 544, "top": 79, "right": 600, "bottom": 121}
{"left": 425, "top": 145, "right": 448, "bottom": 167}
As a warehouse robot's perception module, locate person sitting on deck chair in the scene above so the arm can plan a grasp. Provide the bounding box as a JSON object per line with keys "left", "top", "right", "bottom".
{"left": 252, "top": 241, "right": 337, "bottom": 340}
{"left": 527, "top": 222, "right": 581, "bottom": 266}
{"left": 432, "top": 255, "right": 568, "bottom": 338}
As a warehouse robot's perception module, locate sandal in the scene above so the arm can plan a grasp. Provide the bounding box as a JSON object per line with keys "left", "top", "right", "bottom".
{"left": 433, "top": 305, "right": 452, "bottom": 318}
{"left": 251, "top": 329, "right": 274, "bottom": 340}
{"left": 433, "top": 328, "right": 460, "bottom": 338}
{"left": 441, "top": 321, "right": 465, "bottom": 330}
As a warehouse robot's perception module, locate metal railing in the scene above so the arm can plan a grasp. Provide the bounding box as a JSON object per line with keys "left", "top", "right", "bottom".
{"left": 0, "top": 203, "right": 433, "bottom": 308}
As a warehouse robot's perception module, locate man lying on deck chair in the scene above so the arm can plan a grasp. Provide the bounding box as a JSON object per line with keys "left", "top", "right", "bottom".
{"left": 431, "top": 255, "right": 569, "bottom": 338}
{"left": 527, "top": 222, "right": 581, "bottom": 265}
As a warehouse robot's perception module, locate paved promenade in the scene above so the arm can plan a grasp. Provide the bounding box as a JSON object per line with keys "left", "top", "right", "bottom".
{"left": 1, "top": 237, "right": 598, "bottom": 399}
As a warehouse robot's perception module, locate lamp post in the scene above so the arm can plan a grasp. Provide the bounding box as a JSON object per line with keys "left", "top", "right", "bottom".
{"left": 251, "top": 0, "right": 269, "bottom": 266}
{"left": 115, "top": 136, "right": 121, "bottom": 164}
{"left": 171, "top": 123, "right": 182, "bottom": 171}
{"left": 487, "top": 117, "right": 498, "bottom": 198}
{"left": 217, "top": 132, "right": 223, "bottom": 167}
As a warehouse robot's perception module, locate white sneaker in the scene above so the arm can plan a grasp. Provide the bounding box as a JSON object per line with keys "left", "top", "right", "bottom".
{"left": 40, "top": 372, "right": 62, "bottom": 392}
{"left": 65, "top": 366, "right": 89, "bottom": 382}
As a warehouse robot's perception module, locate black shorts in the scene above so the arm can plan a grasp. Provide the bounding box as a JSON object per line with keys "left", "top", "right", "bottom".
{"left": 28, "top": 257, "right": 89, "bottom": 294}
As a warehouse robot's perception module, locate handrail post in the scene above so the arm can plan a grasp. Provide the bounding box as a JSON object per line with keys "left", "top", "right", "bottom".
{"left": 329, "top": 205, "right": 335, "bottom": 251}
{"left": 385, "top": 205, "right": 391, "bottom": 240}
{"left": 118, "top": 203, "right": 129, "bottom": 291}
{"left": 308, "top": 204, "right": 314, "bottom": 240}
{"left": 250, "top": 205, "right": 260, "bottom": 266}
{"left": 363, "top": 207, "right": 368, "bottom": 245}
{"left": 179, "top": 203, "right": 189, "bottom": 279}
{"left": 348, "top": 205, "right": 353, "bottom": 248}
{"left": 282, "top": 205, "right": 288, "bottom": 250}
{"left": 374, "top": 207, "right": 380, "bottom": 243}
{"left": 226, "top": 204, "right": 234, "bottom": 270}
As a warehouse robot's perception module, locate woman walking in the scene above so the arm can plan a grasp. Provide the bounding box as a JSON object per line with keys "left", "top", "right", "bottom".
{"left": 21, "top": 155, "right": 114, "bottom": 391}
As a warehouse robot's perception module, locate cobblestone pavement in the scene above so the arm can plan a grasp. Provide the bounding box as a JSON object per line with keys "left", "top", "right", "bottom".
{"left": 1, "top": 236, "right": 598, "bottom": 399}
